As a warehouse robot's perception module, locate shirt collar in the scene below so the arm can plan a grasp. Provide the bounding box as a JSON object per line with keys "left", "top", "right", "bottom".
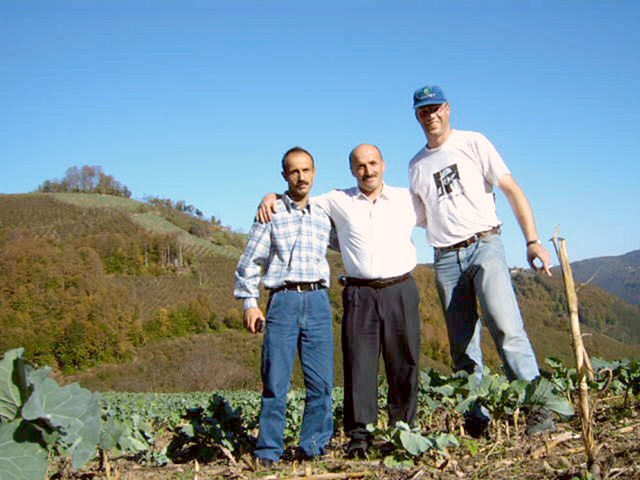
{"left": 355, "top": 182, "right": 390, "bottom": 202}
{"left": 282, "top": 191, "right": 311, "bottom": 213}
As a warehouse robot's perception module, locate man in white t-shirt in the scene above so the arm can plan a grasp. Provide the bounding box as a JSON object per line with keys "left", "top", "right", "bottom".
{"left": 409, "top": 85, "right": 554, "bottom": 437}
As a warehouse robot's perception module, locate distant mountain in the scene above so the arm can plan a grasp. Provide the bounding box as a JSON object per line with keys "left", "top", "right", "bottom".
{"left": 567, "top": 250, "right": 640, "bottom": 306}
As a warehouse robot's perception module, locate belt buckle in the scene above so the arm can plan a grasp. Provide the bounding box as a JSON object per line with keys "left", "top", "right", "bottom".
{"left": 295, "top": 284, "right": 303, "bottom": 292}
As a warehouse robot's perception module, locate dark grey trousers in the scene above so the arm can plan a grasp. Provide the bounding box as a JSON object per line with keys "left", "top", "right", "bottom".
{"left": 341, "top": 276, "right": 421, "bottom": 440}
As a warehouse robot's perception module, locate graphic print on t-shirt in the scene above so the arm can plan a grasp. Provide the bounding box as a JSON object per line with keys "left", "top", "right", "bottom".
{"left": 433, "top": 164, "right": 461, "bottom": 198}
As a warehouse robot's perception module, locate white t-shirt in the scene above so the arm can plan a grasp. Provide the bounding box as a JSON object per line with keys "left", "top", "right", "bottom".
{"left": 409, "top": 129, "right": 510, "bottom": 248}
{"left": 312, "top": 184, "right": 418, "bottom": 279}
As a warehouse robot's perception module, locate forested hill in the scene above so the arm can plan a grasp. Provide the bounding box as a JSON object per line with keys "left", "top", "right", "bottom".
{"left": 0, "top": 193, "right": 246, "bottom": 370}
{"left": 563, "top": 249, "right": 640, "bottom": 306}
{"left": 1, "top": 192, "right": 639, "bottom": 392}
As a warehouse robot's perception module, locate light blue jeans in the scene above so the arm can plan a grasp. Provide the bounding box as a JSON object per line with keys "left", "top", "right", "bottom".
{"left": 254, "top": 288, "right": 334, "bottom": 462}
{"left": 434, "top": 233, "right": 540, "bottom": 381}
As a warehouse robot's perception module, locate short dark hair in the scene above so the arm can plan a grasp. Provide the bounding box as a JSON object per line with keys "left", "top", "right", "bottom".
{"left": 281, "top": 146, "right": 314, "bottom": 173}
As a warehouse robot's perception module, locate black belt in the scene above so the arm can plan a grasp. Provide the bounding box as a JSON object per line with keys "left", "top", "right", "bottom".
{"left": 341, "top": 272, "right": 411, "bottom": 289}
{"left": 438, "top": 226, "right": 501, "bottom": 253}
{"left": 269, "top": 282, "right": 326, "bottom": 294}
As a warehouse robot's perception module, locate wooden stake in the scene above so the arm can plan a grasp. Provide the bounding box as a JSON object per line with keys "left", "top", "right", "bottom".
{"left": 551, "top": 228, "right": 598, "bottom": 473}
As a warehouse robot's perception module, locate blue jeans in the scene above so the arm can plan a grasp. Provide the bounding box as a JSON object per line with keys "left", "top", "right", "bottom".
{"left": 254, "top": 288, "right": 334, "bottom": 462}
{"left": 434, "top": 234, "right": 540, "bottom": 381}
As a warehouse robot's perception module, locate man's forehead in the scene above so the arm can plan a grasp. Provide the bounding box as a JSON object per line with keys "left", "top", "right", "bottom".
{"left": 417, "top": 102, "right": 446, "bottom": 110}
{"left": 353, "top": 147, "right": 382, "bottom": 162}
{"left": 284, "top": 152, "right": 313, "bottom": 170}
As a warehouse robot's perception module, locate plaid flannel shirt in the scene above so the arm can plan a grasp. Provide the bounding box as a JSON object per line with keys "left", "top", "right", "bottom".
{"left": 234, "top": 193, "right": 333, "bottom": 310}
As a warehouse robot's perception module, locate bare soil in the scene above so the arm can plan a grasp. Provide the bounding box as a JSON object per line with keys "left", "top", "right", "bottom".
{"left": 53, "top": 398, "right": 640, "bottom": 480}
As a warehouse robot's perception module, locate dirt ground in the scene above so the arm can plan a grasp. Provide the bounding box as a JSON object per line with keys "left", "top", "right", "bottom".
{"left": 53, "top": 399, "right": 640, "bottom": 480}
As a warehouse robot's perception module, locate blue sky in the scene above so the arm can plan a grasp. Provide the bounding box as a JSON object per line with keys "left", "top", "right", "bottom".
{"left": 2, "top": 1, "right": 639, "bottom": 267}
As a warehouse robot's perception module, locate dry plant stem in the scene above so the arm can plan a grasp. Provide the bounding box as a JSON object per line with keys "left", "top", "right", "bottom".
{"left": 551, "top": 230, "right": 597, "bottom": 470}
{"left": 193, "top": 459, "right": 200, "bottom": 480}
{"left": 531, "top": 431, "right": 579, "bottom": 459}
{"left": 279, "top": 472, "right": 370, "bottom": 480}
{"left": 582, "top": 345, "right": 595, "bottom": 381}
{"left": 410, "top": 469, "right": 427, "bottom": 480}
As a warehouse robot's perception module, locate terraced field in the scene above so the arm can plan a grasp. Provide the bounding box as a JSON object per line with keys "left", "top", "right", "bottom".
{"left": 132, "top": 212, "right": 242, "bottom": 259}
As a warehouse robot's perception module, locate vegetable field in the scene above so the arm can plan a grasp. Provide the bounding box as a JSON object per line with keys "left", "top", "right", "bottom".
{"left": 1, "top": 348, "right": 639, "bottom": 480}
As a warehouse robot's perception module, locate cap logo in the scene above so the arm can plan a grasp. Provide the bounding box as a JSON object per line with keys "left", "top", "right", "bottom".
{"left": 422, "top": 88, "right": 436, "bottom": 98}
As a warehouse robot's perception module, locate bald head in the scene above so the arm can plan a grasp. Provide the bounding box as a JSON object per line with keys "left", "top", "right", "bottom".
{"left": 349, "top": 144, "right": 383, "bottom": 168}
{"left": 349, "top": 143, "right": 385, "bottom": 198}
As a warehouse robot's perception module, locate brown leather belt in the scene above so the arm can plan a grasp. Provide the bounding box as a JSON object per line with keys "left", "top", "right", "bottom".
{"left": 438, "top": 226, "right": 501, "bottom": 253}
{"left": 269, "top": 281, "right": 326, "bottom": 294}
{"left": 342, "top": 272, "right": 411, "bottom": 289}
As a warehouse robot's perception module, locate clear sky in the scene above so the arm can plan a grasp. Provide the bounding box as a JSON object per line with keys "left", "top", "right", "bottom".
{"left": 2, "top": 1, "right": 639, "bottom": 267}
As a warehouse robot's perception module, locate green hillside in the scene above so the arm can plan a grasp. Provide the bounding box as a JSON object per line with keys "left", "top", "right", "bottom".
{"left": 1, "top": 192, "right": 639, "bottom": 393}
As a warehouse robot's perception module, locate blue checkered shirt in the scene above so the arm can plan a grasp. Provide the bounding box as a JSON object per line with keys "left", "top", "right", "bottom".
{"left": 234, "top": 193, "right": 334, "bottom": 310}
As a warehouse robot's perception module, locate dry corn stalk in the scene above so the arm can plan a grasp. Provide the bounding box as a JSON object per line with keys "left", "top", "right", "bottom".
{"left": 551, "top": 229, "right": 597, "bottom": 471}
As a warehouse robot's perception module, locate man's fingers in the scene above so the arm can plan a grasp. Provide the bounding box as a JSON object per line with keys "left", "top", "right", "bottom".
{"left": 529, "top": 253, "right": 553, "bottom": 277}
{"left": 264, "top": 205, "right": 274, "bottom": 221}
{"left": 540, "top": 257, "right": 553, "bottom": 276}
{"left": 527, "top": 244, "right": 553, "bottom": 277}
{"left": 257, "top": 205, "right": 272, "bottom": 224}
{"left": 538, "top": 250, "right": 553, "bottom": 277}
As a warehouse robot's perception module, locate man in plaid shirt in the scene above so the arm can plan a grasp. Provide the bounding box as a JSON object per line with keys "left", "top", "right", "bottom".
{"left": 234, "top": 147, "right": 335, "bottom": 467}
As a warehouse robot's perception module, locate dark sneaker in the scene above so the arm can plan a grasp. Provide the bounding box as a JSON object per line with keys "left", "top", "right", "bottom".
{"left": 464, "top": 412, "right": 490, "bottom": 438}
{"left": 292, "top": 447, "right": 314, "bottom": 462}
{"left": 256, "top": 457, "right": 275, "bottom": 468}
{"left": 464, "top": 403, "right": 491, "bottom": 438}
{"left": 525, "top": 407, "right": 556, "bottom": 436}
{"left": 345, "top": 438, "right": 369, "bottom": 459}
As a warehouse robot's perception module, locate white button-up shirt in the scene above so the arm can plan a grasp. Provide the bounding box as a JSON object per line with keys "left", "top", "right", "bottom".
{"left": 313, "top": 184, "right": 420, "bottom": 279}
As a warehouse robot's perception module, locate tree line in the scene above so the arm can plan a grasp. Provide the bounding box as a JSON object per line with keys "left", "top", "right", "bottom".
{"left": 37, "top": 165, "right": 132, "bottom": 198}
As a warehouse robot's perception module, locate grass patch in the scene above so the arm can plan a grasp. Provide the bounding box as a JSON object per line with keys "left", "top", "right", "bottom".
{"left": 132, "top": 212, "right": 242, "bottom": 258}
{"left": 52, "top": 192, "right": 147, "bottom": 211}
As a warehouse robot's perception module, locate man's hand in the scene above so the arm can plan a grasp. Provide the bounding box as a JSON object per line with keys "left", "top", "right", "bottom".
{"left": 527, "top": 243, "right": 552, "bottom": 276}
{"left": 244, "top": 307, "right": 265, "bottom": 334}
{"left": 257, "top": 193, "right": 278, "bottom": 223}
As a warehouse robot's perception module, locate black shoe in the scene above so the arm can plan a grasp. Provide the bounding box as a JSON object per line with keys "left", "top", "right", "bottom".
{"left": 256, "top": 457, "right": 275, "bottom": 468}
{"left": 369, "top": 438, "right": 396, "bottom": 456}
{"left": 345, "top": 439, "right": 369, "bottom": 459}
{"left": 525, "top": 407, "right": 555, "bottom": 436}
{"left": 464, "top": 405, "right": 490, "bottom": 439}
{"left": 292, "top": 447, "right": 313, "bottom": 462}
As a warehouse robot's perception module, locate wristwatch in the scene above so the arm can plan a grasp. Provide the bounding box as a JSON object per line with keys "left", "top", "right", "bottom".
{"left": 526, "top": 239, "right": 542, "bottom": 247}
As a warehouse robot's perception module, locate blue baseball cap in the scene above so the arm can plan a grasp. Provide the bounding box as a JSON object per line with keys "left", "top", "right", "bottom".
{"left": 413, "top": 85, "right": 447, "bottom": 109}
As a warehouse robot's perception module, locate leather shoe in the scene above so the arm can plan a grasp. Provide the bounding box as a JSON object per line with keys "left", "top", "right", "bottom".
{"left": 346, "top": 439, "right": 369, "bottom": 459}
{"left": 464, "top": 403, "right": 490, "bottom": 439}
{"left": 525, "top": 407, "right": 556, "bottom": 436}
{"left": 256, "top": 457, "right": 275, "bottom": 468}
{"left": 293, "top": 447, "right": 313, "bottom": 462}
